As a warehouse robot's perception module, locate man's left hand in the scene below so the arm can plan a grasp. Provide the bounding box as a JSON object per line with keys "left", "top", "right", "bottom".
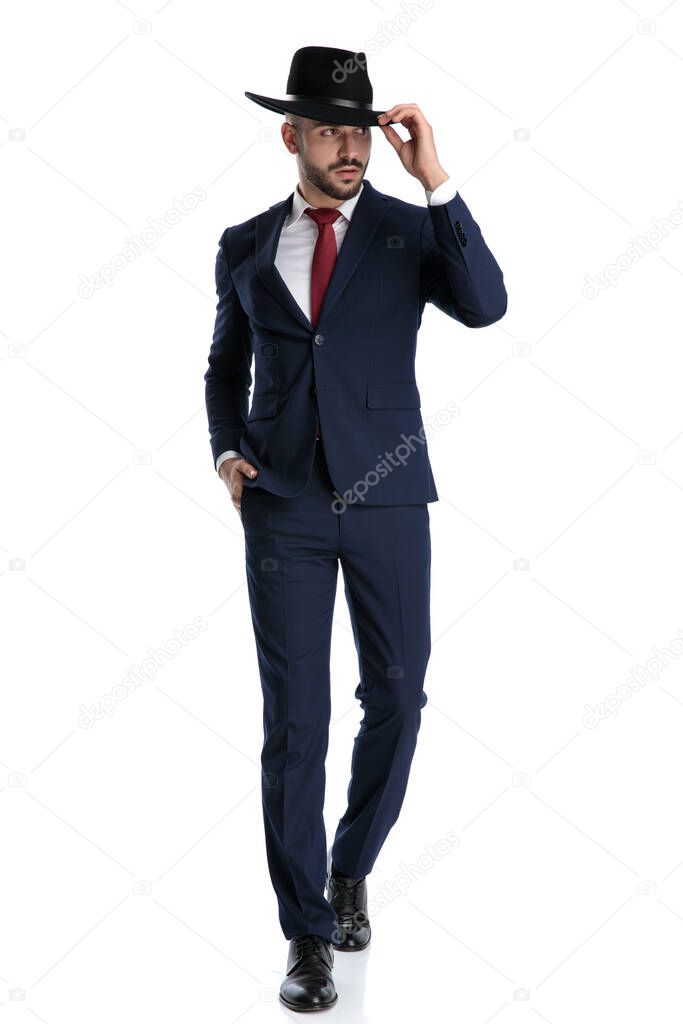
{"left": 377, "top": 104, "right": 449, "bottom": 192}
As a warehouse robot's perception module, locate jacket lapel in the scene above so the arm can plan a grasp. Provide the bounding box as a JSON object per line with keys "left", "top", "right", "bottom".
{"left": 255, "top": 178, "right": 390, "bottom": 331}
{"left": 256, "top": 194, "right": 312, "bottom": 331}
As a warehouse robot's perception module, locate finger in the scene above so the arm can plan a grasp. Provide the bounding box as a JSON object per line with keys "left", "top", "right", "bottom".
{"left": 380, "top": 103, "right": 419, "bottom": 118}
{"left": 396, "top": 113, "right": 430, "bottom": 136}
{"left": 379, "top": 104, "right": 422, "bottom": 125}
{"left": 380, "top": 106, "right": 429, "bottom": 134}
{"left": 238, "top": 459, "right": 258, "bottom": 479}
{"left": 234, "top": 483, "right": 245, "bottom": 514}
{"left": 378, "top": 122, "right": 404, "bottom": 152}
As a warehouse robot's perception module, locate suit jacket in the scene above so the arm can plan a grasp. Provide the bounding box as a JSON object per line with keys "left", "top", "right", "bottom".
{"left": 204, "top": 177, "right": 507, "bottom": 507}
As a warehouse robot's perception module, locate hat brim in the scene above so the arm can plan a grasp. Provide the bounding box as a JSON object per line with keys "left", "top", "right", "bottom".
{"left": 245, "top": 91, "right": 386, "bottom": 128}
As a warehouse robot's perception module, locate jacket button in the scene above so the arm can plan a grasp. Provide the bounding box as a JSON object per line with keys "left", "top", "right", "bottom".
{"left": 314, "top": 334, "right": 324, "bottom": 345}
{"left": 311, "top": 386, "right": 317, "bottom": 395}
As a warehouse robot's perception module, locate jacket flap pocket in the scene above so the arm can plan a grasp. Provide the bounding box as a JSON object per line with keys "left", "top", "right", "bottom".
{"left": 248, "top": 391, "right": 279, "bottom": 420}
{"left": 366, "top": 380, "right": 421, "bottom": 409}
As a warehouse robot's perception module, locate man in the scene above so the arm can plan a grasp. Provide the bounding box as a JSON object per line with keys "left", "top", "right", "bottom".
{"left": 204, "top": 45, "right": 507, "bottom": 1012}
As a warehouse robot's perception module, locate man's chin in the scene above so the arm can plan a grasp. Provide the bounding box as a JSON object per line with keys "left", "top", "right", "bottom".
{"left": 324, "top": 173, "right": 364, "bottom": 199}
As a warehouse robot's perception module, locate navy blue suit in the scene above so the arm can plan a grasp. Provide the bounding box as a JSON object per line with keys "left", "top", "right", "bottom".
{"left": 205, "top": 179, "right": 506, "bottom": 941}
{"left": 205, "top": 178, "right": 506, "bottom": 507}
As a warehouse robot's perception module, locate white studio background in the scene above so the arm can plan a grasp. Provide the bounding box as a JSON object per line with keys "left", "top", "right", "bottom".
{"left": 3, "top": 0, "right": 683, "bottom": 1021}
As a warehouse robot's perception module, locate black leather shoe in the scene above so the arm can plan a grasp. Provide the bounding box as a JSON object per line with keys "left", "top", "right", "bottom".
{"left": 279, "top": 934, "right": 338, "bottom": 1012}
{"left": 326, "top": 865, "right": 372, "bottom": 951}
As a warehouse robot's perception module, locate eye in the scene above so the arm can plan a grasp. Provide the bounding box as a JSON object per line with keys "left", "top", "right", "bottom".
{"left": 321, "top": 127, "right": 369, "bottom": 136}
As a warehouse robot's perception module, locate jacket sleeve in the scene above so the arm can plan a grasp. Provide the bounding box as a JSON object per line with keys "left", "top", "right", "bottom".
{"left": 419, "top": 191, "right": 507, "bottom": 328}
{"left": 204, "top": 229, "right": 252, "bottom": 467}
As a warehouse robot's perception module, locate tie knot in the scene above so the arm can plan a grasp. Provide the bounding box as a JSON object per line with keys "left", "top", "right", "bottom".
{"left": 304, "top": 207, "right": 342, "bottom": 228}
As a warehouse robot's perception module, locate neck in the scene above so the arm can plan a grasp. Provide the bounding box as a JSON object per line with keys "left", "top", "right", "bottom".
{"left": 296, "top": 180, "right": 345, "bottom": 209}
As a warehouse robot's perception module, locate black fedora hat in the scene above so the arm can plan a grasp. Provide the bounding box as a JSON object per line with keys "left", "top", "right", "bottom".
{"left": 245, "top": 45, "right": 388, "bottom": 128}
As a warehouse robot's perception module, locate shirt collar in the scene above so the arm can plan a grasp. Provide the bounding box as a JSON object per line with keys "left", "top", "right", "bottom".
{"left": 286, "top": 180, "right": 364, "bottom": 228}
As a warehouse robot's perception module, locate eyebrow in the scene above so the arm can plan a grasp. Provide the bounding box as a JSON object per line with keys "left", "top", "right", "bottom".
{"left": 310, "top": 122, "right": 365, "bottom": 129}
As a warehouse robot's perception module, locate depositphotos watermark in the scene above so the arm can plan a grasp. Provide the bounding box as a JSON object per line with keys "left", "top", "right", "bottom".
{"left": 330, "top": 0, "right": 436, "bottom": 84}
{"left": 582, "top": 627, "right": 683, "bottom": 728}
{"left": 330, "top": 830, "right": 460, "bottom": 945}
{"left": 77, "top": 185, "right": 207, "bottom": 297}
{"left": 582, "top": 197, "right": 683, "bottom": 298}
{"left": 367, "top": 830, "right": 460, "bottom": 916}
{"left": 77, "top": 616, "right": 208, "bottom": 728}
{"left": 331, "top": 400, "right": 460, "bottom": 512}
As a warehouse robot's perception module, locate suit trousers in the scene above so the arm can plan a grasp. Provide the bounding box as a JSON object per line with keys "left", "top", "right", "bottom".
{"left": 241, "top": 438, "right": 431, "bottom": 942}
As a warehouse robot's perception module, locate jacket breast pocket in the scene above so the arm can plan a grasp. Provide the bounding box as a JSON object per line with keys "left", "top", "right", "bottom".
{"left": 366, "top": 380, "right": 421, "bottom": 409}
{"left": 248, "top": 391, "right": 279, "bottom": 420}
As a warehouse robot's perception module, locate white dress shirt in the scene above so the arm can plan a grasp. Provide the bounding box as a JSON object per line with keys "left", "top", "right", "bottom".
{"left": 216, "top": 175, "right": 459, "bottom": 472}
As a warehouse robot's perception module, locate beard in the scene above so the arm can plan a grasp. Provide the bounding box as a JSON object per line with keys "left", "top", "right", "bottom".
{"left": 300, "top": 153, "right": 366, "bottom": 200}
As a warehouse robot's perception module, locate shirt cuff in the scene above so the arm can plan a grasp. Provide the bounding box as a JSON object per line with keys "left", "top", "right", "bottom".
{"left": 216, "top": 450, "right": 242, "bottom": 473}
{"left": 425, "top": 176, "right": 458, "bottom": 206}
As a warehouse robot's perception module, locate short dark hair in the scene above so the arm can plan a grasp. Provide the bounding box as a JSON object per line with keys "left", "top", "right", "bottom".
{"left": 284, "top": 113, "right": 305, "bottom": 137}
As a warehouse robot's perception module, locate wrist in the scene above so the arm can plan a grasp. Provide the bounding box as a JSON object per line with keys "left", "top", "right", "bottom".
{"left": 421, "top": 168, "right": 449, "bottom": 192}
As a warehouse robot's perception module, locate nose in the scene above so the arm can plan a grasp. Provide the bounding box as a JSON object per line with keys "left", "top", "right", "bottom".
{"left": 337, "top": 150, "right": 360, "bottom": 168}
{"left": 337, "top": 131, "right": 363, "bottom": 159}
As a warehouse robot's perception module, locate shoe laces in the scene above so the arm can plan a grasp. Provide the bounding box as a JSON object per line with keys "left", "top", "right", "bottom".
{"left": 294, "top": 934, "right": 328, "bottom": 964}
{"left": 330, "top": 874, "right": 367, "bottom": 924}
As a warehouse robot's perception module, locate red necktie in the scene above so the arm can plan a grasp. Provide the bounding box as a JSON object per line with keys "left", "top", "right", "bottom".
{"left": 304, "top": 206, "right": 342, "bottom": 439}
{"left": 304, "top": 206, "right": 342, "bottom": 329}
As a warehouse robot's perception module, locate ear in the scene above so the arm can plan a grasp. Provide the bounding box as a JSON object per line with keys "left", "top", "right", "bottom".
{"left": 281, "top": 122, "right": 298, "bottom": 155}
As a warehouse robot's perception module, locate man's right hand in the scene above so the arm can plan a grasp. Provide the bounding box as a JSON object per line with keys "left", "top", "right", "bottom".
{"left": 218, "top": 457, "right": 259, "bottom": 520}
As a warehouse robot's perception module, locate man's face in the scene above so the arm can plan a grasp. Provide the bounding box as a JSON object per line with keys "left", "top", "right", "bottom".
{"left": 291, "top": 119, "right": 372, "bottom": 200}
